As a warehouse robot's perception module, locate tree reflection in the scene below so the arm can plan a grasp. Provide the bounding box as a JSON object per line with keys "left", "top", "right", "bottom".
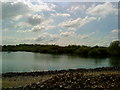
{"left": 109, "top": 57, "right": 120, "bottom": 66}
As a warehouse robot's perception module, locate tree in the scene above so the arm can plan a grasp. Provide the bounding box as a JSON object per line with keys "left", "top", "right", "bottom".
{"left": 108, "top": 41, "right": 120, "bottom": 56}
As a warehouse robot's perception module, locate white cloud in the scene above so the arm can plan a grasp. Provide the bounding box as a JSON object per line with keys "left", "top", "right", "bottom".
{"left": 15, "top": 14, "right": 54, "bottom": 30}
{"left": 29, "top": 18, "right": 55, "bottom": 32}
{"left": 22, "top": 38, "right": 35, "bottom": 43}
{"left": 42, "top": 18, "right": 54, "bottom": 25}
{"left": 12, "top": 15, "right": 23, "bottom": 21}
{"left": 60, "top": 31, "right": 75, "bottom": 37}
{"left": 17, "top": 24, "right": 55, "bottom": 32}
{"left": 58, "top": 16, "right": 96, "bottom": 30}
{"left": 30, "top": 3, "right": 56, "bottom": 12}
{"left": 34, "top": 33, "right": 60, "bottom": 43}
{"left": 67, "top": 6, "right": 80, "bottom": 13}
{"left": 58, "top": 32, "right": 96, "bottom": 45}
{"left": 2, "top": 0, "right": 56, "bottom": 19}
{"left": 21, "top": 31, "right": 96, "bottom": 45}
{"left": 17, "top": 30, "right": 31, "bottom": 33}
{"left": 31, "top": 25, "right": 55, "bottom": 32}
{"left": 60, "top": 31, "right": 95, "bottom": 39}
{"left": 86, "top": 2, "right": 117, "bottom": 18}
{"left": 68, "top": 27, "right": 76, "bottom": 31}
{"left": 2, "top": 1, "right": 31, "bottom": 19}
{"left": 16, "top": 16, "right": 55, "bottom": 32}
{"left": 51, "top": 13, "right": 70, "bottom": 17}
{"left": 34, "top": 33, "right": 50, "bottom": 42}
{"left": 22, "top": 33, "right": 51, "bottom": 43}
{"left": 111, "top": 29, "right": 119, "bottom": 33}
{"left": 27, "top": 14, "right": 44, "bottom": 26}
{"left": 32, "top": 25, "right": 46, "bottom": 32}
{"left": 15, "top": 22, "right": 31, "bottom": 29}
{"left": 49, "top": 34, "right": 60, "bottom": 42}
{"left": 78, "top": 32, "right": 96, "bottom": 39}
{"left": 67, "top": 5, "right": 86, "bottom": 13}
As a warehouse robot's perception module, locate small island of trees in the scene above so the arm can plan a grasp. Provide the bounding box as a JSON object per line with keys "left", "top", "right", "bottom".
{"left": 1, "top": 41, "right": 120, "bottom": 58}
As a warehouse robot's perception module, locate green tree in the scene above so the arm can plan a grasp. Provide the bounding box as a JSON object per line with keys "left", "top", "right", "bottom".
{"left": 108, "top": 41, "right": 120, "bottom": 56}
{"left": 75, "top": 46, "right": 90, "bottom": 57}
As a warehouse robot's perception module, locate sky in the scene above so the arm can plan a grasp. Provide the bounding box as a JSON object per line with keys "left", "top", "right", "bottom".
{"left": 1, "top": 0, "right": 119, "bottom": 46}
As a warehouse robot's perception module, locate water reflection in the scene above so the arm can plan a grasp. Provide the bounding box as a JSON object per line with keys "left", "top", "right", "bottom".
{"left": 67, "top": 55, "right": 107, "bottom": 65}
{"left": 2, "top": 52, "right": 120, "bottom": 73}
{"left": 109, "top": 57, "right": 120, "bottom": 66}
{"left": 33, "top": 53, "right": 62, "bottom": 61}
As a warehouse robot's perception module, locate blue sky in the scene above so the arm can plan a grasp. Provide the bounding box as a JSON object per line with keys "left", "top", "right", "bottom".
{"left": 1, "top": 0, "right": 119, "bottom": 46}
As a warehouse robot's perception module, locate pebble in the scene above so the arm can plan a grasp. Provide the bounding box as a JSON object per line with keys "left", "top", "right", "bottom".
{"left": 2, "top": 67, "right": 120, "bottom": 89}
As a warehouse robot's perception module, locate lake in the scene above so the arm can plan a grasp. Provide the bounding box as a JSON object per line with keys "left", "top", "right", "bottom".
{"left": 1, "top": 52, "right": 120, "bottom": 73}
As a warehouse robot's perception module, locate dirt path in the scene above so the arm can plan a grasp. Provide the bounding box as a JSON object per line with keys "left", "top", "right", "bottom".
{"left": 2, "top": 75, "right": 53, "bottom": 88}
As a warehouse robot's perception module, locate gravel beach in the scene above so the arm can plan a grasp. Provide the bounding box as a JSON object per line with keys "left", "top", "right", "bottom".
{"left": 2, "top": 67, "right": 120, "bottom": 90}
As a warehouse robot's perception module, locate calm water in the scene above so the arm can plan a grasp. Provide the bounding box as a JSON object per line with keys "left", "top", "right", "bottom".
{"left": 1, "top": 52, "right": 120, "bottom": 73}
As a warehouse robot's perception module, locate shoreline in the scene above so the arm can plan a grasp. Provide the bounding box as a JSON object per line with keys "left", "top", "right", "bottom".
{"left": 2, "top": 67, "right": 120, "bottom": 89}
{"left": 2, "top": 51, "right": 120, "bottom": 58}
{"left": 2, "top": 66, "right": 120, "bottom": 77}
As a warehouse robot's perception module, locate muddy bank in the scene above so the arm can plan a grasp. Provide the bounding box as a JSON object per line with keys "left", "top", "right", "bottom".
{"left": 2, "top": 67, "right": 120, "bottom": 89}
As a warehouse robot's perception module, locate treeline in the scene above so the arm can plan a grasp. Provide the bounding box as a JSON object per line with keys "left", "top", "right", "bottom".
{"left": 1, "top": 41, "right": 120, "bottom": 58}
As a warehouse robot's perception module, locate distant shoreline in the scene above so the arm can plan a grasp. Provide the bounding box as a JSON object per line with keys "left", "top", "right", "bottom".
{"left": 1, "top": 41, "right": 120, "bottom": 58}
